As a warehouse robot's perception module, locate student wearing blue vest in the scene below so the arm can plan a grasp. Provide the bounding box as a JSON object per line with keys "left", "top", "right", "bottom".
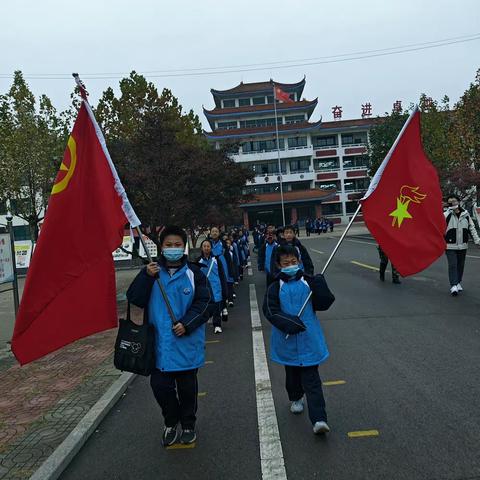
{"left": 209, "top": 227, "right": 234, "bottom": 307}
{"left": 126, "top": 226, "right": 210, "bottom": 447}
{"left": 258, "top": 225, "right": 278, "bottom": 285}
{"left": 263, "top": 245, "right": 335, "bottom": 435}
{"left": 197, "top": 240, "right": 228, "bottom": 334}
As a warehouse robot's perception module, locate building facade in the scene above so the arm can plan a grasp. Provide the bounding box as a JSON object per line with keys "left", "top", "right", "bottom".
{"left": 204, "top": 78, "right": 377, "bottom": 227}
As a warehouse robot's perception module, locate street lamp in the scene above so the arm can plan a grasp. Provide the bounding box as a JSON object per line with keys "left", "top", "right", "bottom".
{"left": 5, "top": 211, "right": 19, "bottom": 316}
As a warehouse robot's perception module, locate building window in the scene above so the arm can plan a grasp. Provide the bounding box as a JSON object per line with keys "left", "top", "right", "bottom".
{"left": 239, "top": 98, "right": 251, "bottom": 107}
{"left": 341, "top": 131, "right": 367, "bottom": 146}
{"left": 266, "top": 95, "right": 274, "bottom": 104}
{"left": 242, "top": 138, "right": 285, "bottom": 153}
{"left": 345, "top": 201, "right": 359, "bottom": 214}
{"left": 289, "top": 181, "right": 311, "bottom": 191}
{"left": 289, "top": 158, "right": 311, "bottom": 173}
{"left": 343, "top": 178, "right": 370, "bottom": 192}
{"left": 252, "top": 97, "right": 266, "bottom": 105}
{"left": 217, "top": 121, "right": 237, "bottom": 130}
{"left": 239, "top": 117, "right": 279, "bottom": 129}
{"left": 223, "top": 99, "right": 236, "bottom": 108}
{"left": 248, "top": 160, "right": 287, "bottom": 175}
{"left": 312, "top": 135, "right": 338, "bottom": 148}
{"left": 342, "top": 155, "right": 369, "bottom": 169}
{"left": 322, "top": 203, "right": 343, "bottom": 215}
{"left": 314, "top": 157, "right": 340, "bottom": 171}
{"left": 316, "top": 180, "right": 341, "bottom": 191}
{"left": 288, "top": 136, "right": 307, "bottom": 149}
{"left": 285, "top": 115, "right": 305, "bottom": 125}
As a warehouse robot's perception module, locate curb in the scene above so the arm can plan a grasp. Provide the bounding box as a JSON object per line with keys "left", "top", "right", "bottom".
{"left": 29, "top": 372, "right": 136, "bottom": 480}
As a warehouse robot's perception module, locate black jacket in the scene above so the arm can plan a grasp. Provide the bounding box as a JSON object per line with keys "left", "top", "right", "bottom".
{"left": 257, "top": 240, "right": 278, "bottom": 273}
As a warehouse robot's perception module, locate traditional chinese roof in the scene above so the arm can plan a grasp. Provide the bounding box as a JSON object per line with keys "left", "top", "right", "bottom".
{"left": 203, "top": 99, "right": 318, "bottom": 129}
{"left": 204, "top": 119, "right": 323, "bottom": 140}
{"left": 210, "top": 77, "right": 306, "bottom": 107}
{"left": 239, "top": 188, "right": 337, "bottom": 208}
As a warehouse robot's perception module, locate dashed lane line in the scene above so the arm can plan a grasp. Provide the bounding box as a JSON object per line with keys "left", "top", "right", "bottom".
{"left": 350, "top": 260, "right": 380, "bottom": 271}
{"left": 348, "top": 430, "right": 380, "bottom": 438}
{"left": 249, "top": 284, "right": 288, "bottom": 480}
{"left": 197, "top": 392, "right": 207, "bottom": 397}
{"left": 206, "top": 340, "right": 221, "bottom": 344}
{"left": 166, "top": 443, "right": 196, "bottom": 450}
{"left": 311, "top": 249, "right": 325, "bottom": 254}
{"left": 323, "top": 380, "right": 347, "bottom": 386}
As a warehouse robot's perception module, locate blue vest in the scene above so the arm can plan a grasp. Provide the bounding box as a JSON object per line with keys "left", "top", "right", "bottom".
{"left": 211, "top": 240, "right": 233, "bottom": 283}
{"left": 148, "top": 264, "right": 206, "bottom": 372}
{"left": 270, "top": 277, "right": 329, "bottom": 367}
{"left": 199, "top": 256, "right": 222, "bottom": 303}
{"left": 265, "top": 242, "right": 277, "bottom": 274}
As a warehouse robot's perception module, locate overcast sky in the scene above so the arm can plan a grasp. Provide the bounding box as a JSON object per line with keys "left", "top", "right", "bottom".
{"left": 1, "top": 0, "right": 479, "bottom": 127}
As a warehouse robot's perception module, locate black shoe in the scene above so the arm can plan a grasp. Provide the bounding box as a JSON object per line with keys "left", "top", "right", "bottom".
{"left": 392, "top": 277, "right": 401, "bottom": 284}
{"left": 379, "top": 271, "right": 385, "bottom": 282}
{"left": 180, "top": 429, "right": 196, "bottom": 444}
{"left": 162, "top": 425, "right": 178, "bottom": 447}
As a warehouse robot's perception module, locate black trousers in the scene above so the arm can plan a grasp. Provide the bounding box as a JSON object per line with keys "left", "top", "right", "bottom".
{"left": 445, "top": 249, "right": 467, "bottom": 286}
{"left": 227, "top": 282, "right": 234, "bottom": 302}
{"left": 150, "top": 369, "right": 198, "bottom": 429}
{"left": 285, "top": 365, "right": 327, "bottom": 424}
{"left": 378, "top": 247, "right": 399, "bottom": 280}
{"left": 207, "top": 302, "right": 222, "bottom": 327}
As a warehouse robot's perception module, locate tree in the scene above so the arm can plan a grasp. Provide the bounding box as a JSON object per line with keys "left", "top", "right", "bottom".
{"left": 96, "top": 72, "right": 253, "bottom": 246}
{"left": 0, "top": 71, "right": 66, "bottom": 241}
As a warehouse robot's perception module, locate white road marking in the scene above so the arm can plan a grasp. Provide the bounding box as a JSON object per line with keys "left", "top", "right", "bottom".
{"left": 249, "top": 284, "right": 287, "bottom": 480}
{"left": 345, "top": 238, "right": 376, "bottom": 246}
{"left": 311, "top": 249, "right": 325, "bottom": 254}
{"left": 248, "top": 260, "right": 253, "bottom": 276}
{"left": 467, "top": 254, "right": 480, "bottom": 259}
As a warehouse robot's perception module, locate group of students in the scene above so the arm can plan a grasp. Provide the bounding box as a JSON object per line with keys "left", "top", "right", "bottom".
{"left": 196, "top": 226, "right": 250, "bottom": 334}
{"left": 126, "top": 222, "right": 334, "bottom": 447}
{"left": 305, "top": 217, "right": 334, "bottom": 236}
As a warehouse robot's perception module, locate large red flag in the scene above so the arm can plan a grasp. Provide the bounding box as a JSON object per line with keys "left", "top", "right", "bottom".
{"left": 361, "top": 108, "right": 446, "bottom": 276}
{"left": 12, "top": 98, "right": 140, "bottom": 365}
{"left": 274, "top": 85, "right": 294, "bottom": 103}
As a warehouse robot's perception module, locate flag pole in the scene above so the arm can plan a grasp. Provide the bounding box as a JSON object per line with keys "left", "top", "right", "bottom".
{"left": 272, "top": 82, "right": 286, "bottom": 227}
{"left": 321, "top": 203, "right": 362, "bottom": 275}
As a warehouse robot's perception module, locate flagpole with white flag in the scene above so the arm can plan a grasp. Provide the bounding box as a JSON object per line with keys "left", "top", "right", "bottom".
{"left": 272, "top": 81, "right": 286, "bottom": 227}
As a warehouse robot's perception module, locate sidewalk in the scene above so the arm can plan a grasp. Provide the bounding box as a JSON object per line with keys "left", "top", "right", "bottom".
{"left": 0, "top": 269, "right": 139, "bottom": 480}
{"left": 296, "top": 222, "right": 371, "bottom": 241}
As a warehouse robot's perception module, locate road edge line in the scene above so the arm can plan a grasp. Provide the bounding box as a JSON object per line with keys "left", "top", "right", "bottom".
{"left": 249, "top": 284, "right": 287, "bottom": 480}
{"left": 29, "top": 372, "right": 136, "bottom": 480}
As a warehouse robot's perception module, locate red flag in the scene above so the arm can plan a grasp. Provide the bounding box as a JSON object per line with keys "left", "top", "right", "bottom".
{"left": 360, "top": 109, "right": 446, "bottom": 276}
{"left": 11, "top": 100, "right": 140, "bottom": 365}
{"left": 274, "top": 85, "right": 293, "bottom": 103}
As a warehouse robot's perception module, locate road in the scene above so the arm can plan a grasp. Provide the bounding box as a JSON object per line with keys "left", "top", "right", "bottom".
{"left": 60, "top": 235, "right": 480, "bottom": 480}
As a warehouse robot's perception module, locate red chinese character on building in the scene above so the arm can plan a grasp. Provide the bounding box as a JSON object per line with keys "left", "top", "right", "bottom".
{"left": 361, "top": 103, "right": 372, "bottom": 118}
{"left": 332, "top": 105, "right": 342, "bottom": 119}
{"left": 392, "top": 100, "right": 402, "bottom": 113}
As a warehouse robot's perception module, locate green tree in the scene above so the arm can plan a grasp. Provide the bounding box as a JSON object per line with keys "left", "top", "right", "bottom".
{"left": 0, "top": 71, "right": 66, "bottom": 240}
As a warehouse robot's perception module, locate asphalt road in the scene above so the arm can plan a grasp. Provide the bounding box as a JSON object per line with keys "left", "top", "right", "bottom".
{"left": 60, "top": 237, "right": 480, "bottom": 480}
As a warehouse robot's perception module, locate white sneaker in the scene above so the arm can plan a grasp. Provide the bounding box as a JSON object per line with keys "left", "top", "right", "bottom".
{"left": 233, "top": 293, "right": 237, "bottom": 298}
{"left": 450, "top": 285, "right": 458, "bottom": 296}
{"left": 214, "top": 326, "right": 223, "bottom": 334}
{"left": 456, "top": 283, "right": 463, "bottom": 292}
{"left": 313, "top": 421, "right": 330, "bottom": 434}
{"left": 290, "top": 399, "right": 304, "bottom": 414}
{"left": 228, "top": 301, "right": 234, "bottom": 307}
{"left": 222, "top": 308, "right": 228, "bottom": 316}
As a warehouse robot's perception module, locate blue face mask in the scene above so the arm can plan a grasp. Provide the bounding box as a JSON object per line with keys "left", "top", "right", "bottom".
{"left": 162, "top": 247, "right": 184, "bottom": 262}
{"left": 281, "top": 265, "right": 300, "bottom": 277}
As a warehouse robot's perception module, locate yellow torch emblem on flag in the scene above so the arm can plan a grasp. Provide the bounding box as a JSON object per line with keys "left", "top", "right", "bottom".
{"left": 389, "top": 185, "right": 427, "bottom": 227}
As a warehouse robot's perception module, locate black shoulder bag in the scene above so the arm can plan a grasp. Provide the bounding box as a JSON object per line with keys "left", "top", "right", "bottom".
{"left": 114, "top": 302, "right": 156, "bottom": 376}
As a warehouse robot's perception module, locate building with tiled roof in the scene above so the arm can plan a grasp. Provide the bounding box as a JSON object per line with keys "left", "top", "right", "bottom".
{"left": 204, "top": 78, "right": 377, "bottom": 227}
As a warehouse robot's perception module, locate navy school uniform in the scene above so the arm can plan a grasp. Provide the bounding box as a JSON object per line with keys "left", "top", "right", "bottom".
{"left": 126, "top": 256, "right": 210, "bottom": 430}
{"left": 263, "top": 270, "right": 335, "bottom": 425}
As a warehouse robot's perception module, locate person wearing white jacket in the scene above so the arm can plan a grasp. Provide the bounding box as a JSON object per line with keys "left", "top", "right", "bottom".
{"left": 444, "top": 195, "right": 480, "bottom": 296}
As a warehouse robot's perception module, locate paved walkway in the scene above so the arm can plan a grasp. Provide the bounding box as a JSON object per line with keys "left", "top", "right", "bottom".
{"left": 0, "top": 269, "right": 139, "bottom": 480}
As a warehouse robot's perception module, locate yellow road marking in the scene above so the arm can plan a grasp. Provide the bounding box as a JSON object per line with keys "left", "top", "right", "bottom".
{"left": 205, "top": 360, "right": 214, "bottom": 364}
{"left": 311, "top": 249, "right": 325, "bottom": 254}
{"left": 351, "top": 260, "right": 379, "bottom": 271}
{"left": 323, "top": 380, "right": 346, "bottom": 386}
{"left": 198, "top": 392, "right": 207, "bottom": 397}
{"left": 206, "top": 340, "right": 220, "bottom": 344}
{"left": 348, "top": 430, "right": 379, "bottom": 438}
{"left": 166, "top": 443, "right": 196, "bottom": 450}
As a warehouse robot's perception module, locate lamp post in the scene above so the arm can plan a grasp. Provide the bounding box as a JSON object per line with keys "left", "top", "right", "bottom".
{"left": 5, "top": 211, "right": 19, "bottom": 316}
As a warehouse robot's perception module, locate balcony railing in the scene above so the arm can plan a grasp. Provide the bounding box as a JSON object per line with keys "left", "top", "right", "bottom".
{"left": 342, "top": 165, "right": 369, "bottom": 171}
{"left": 313, "top": 144, "right": 338, "bottom": 150}
{"left": 340, "top": 142, "right": 367, "bottom": 148}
